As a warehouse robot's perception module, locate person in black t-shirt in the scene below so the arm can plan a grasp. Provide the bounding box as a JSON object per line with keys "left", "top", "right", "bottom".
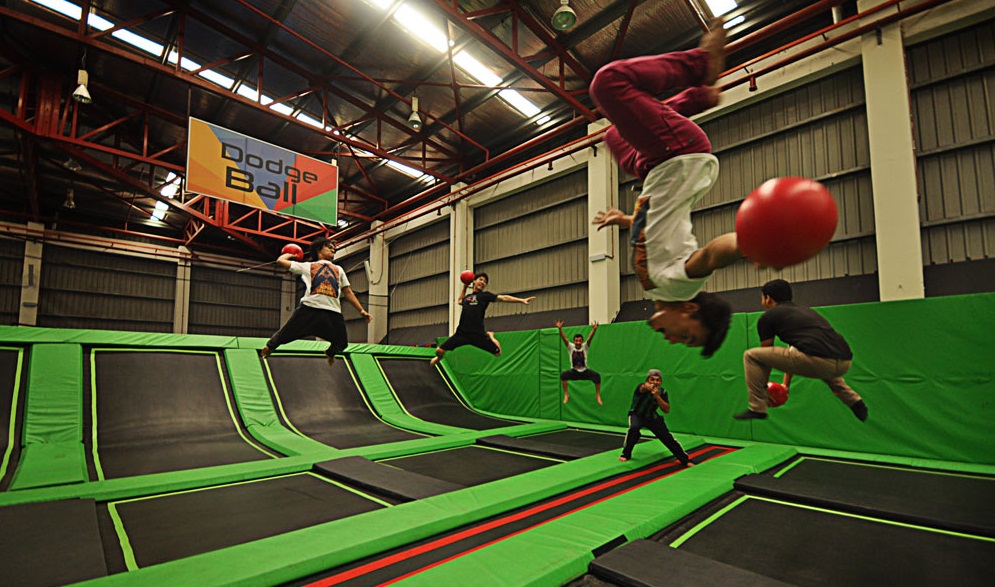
{"left": 430, "top": 272, "right": 536, "bottom": 366}
{"left": 734, "top": 279, "right": 867, "bottom": 421}
{"left": 619, "top": 369, "right": 693, "bottom": 466}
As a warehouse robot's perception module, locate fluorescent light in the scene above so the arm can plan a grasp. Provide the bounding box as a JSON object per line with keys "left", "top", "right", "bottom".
{"left": 392, "top": 5, "right": 449, "bottom": 52}
{"left": 296, "top": 112, "right": 323, "bottom": 127}
{"left": 703, "top": 0, "right": 737, "bottom": 18}
{"left": 31, "top": 0, "right": 80, "bottom": 19}
{"left": 536, "top": 115, "right": 551, "bottom": 126}
{"left": 723, "top": 15, "right": 745, "bottom": 29}
{"left": 87, "top": 13, "right": 113, "bottom": 31}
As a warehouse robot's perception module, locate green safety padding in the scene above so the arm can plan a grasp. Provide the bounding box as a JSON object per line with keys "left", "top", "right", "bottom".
{"left": 539, "top": 329, "right": 565, "bottom": 421}
{"left": 392, "top": 444, "right": 795, "bottom": 587}
{"left": 0, "top": 325, "right": 237, "bottom": 348}
{"left": 439, "top": 330, "right": 542, "bottom": 418}
{"left": 237, "top": 336, "right": 436, "bottom": 357}
{"left": 442, "top": 294, "right": 995, "bottom": 465}
{"left": 223, "top": 349, "right": 333, "bottom": 457}
{"left": 10, "top": 344, "right": 87, "bottom": 489}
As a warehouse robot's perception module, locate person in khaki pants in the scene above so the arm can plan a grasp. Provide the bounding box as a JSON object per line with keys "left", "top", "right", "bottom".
{"left": 735, "top": 279, "right": 868, "bottom": 421}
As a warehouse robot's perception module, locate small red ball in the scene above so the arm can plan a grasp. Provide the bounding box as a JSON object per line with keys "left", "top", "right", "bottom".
{"left": 767, "top": 381, "right": 790, "bottom": 408}
{"left": 736, "top": 177, "right": 838, "bottom": 270}
{"left": 460, "top": 270, "right": 476, "bottom": 285}
{"left": 281, "top": 243, "right": 304, "bottom": 261}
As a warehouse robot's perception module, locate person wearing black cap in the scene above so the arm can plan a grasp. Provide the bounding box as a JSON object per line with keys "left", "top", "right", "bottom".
{"left": 619, "top": 369, "right": 693, "bottom": 466}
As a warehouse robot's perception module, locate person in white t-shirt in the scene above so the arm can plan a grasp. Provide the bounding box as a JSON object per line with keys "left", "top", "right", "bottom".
{"left": 556, "top": 320, "right": 602, "bottom": 405}
{"left": 590, "top": 20, "right": 741, "bottom": 359}
{"left": 261, "top": 237, "right": 371, "bottom": 365}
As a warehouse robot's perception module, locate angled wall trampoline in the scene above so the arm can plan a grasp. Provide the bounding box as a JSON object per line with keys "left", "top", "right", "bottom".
{"left": 0, "top": 293, "right": 993, "bottom": 586}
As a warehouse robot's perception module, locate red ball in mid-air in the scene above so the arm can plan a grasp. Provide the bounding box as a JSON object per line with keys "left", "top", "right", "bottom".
{"left": 736, "top": 177, "right": 838, "bottom": 270}
{"left": 767, "top": 381, "right": 789, "bottom": 408}
{"left": 460, "top": 270, "right": 476, "bottom": 285}
{"left": 281, "top": 243, "right": 304, "bottom": 261}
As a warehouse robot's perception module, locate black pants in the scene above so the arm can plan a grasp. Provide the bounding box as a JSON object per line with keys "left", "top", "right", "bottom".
{"left": 621, "top": 412, "right": 689, "bottom": 464}
{"left": 266, "top": 305, "right": 348, "bottom": 356}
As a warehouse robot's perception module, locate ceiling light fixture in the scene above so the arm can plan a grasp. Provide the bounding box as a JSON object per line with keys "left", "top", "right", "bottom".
{"left": 551, "top": 0, "right": 577, "bottom": 31}
{"left": 73, "top": 68, "right": 91, "bottom": 104}
{"left": 408, "top": 96, "right": 422, "bottom": 130}
{"left": 63, "top": 186, "right": 76, "bottom": 209}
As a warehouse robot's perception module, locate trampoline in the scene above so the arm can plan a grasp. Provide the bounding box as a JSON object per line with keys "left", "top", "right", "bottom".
{"left": 736, "top": 456, "right": 995, "bottom": 537}
{"left": 98, "top": 472, "right": 394, "bottom": 573}
{"left": 377, "top": 358, "right": 519, "bottom": 430}
{"left": 378, "top": 445, "right": 562, "bottom": 487}
{"left": 264, "top": 355, "right": 425, "bottom": 448}
{"left": 86, "top": 350, "right": 277, "bottom": 479}
{"left": 477, "top": 428, "right": 637, "bottom": 460}
{"left": 0, "top": 347, "right": 25, "bottom": 490}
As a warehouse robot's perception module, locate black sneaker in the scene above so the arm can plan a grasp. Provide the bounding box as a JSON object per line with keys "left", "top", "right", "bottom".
{"left": 850, "top": 400, "right": 868, "bottom": 422}
{"left": 733, "top": 410, "right": 768, "bottom": 420}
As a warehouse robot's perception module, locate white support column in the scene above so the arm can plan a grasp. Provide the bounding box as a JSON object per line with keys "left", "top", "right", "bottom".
{"left": 173, "top": 246, "right": 192, "bottom": 334}
{"left": 367, "top": 220, "right": 389, "bottom": 344}
{"left": 18, "top": 222, "right": 43, "bottom": 326}
{"left": 448, "top": 185, "right": 471, "bottom": 332}
{"left": 860, "top": 5, "right": 925, "bottom": 300}
{"left": 587, "top": 119, "right": 621, "bottom": 324}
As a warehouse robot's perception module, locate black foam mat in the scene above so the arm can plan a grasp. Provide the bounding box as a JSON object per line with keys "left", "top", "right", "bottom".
{"left": 0, "top": 499, "right": 108, "bottom": 587}
{"left": 590, "top": 539, "right": 792, "bottom": 587}
{"left": 314, "top": 456, "right": 466, "bottom": 501}
{"left": 476, "top": 434, "right": 600, "bottom": 460}
{"left": 737, "top": 457, "right": 995, "bottom": 537}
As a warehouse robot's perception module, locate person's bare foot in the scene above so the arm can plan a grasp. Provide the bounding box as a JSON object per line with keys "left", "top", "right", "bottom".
{"left": 260, "top": 346, "right": 271, "bottom": 358}
{"left": 429, "top": 356, "right": 440, "bottom": 367}
{"left": 326, "top": 355, "right": 336, "bottom": 366}
{"left": 596, "top": 394, "right": 603, "bottom": 405}
{"left": 618, "top": 456, "right": 629, "bottom": 462}
{"left": 698, "top": 18, "right": 727, "bottom": 86}
{"left": 563, "top": 393, "right": 569, "bottom": 404}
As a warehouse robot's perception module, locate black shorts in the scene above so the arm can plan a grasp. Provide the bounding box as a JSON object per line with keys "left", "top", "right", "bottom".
{"left": 560, "top": 369, "right": 601, "bottom": 383}
{"left": 439, "top": 331, "right": 500, "bottom": 355}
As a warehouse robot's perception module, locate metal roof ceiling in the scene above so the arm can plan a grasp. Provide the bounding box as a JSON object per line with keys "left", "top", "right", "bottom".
{"left": 0, "top": 0, "right": 854, "bottom": 260}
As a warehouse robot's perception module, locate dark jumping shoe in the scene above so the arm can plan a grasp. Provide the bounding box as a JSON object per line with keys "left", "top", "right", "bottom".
{"left": 850, "top": 400, "right": 868, "bottom": 422}
{"left": 734, "top": 409, "right": 768, "bottom": 420}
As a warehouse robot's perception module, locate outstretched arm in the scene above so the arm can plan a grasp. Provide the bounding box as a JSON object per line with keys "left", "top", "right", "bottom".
{"left": 555, "top": 320, "right": 568, "bottom": 346}
{"left": 342, "top": 286, "right": 372, "bottom": 323}
{"left": 586, "top": 321, "right": 599, "bottom": 345}
{"left": 684, "top": 232, "right": 741, "bottom": 278}
{"left": 496, "top": 294, "right": 536, "bottom": 305}
{"left": 592, "top": 207, "right": 633, "bottom": 231}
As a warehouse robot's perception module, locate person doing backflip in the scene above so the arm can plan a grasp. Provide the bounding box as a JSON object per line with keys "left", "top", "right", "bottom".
{"left": 556, "top": 320, "right": 602, "bottom": 405}
{"left": 589, "top": 20, "right": 743, "bottom": 358}
{"left": 261, "top": 237, "right": 372, "bottom": 365}
{"left": 430, "top": 273, "right": 536, "bottom": 367}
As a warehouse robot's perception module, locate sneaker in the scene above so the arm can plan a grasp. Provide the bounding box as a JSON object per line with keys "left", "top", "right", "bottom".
{"left": 850, "top": 400, "right": 868, "bottom": 422}
{"left": 733, "top": 409, "right": 768, "bottom": 420}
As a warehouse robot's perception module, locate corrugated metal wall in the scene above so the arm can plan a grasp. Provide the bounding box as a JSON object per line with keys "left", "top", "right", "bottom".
{"left": 620, "top": 66, "right": 877, "bottom": 305}
{"left": 474, "top": 169, "right": 588, "bottom": 321}
{"left": 37, "top": 245, "right": 175, "bottom": 332}
{"left": 0, "top": 238, "right": 24, "bottom": 326}
{"left": 388, "top": 219, "right": 449, "bottom": 331}
{"left": 336, "top": 249, "right": 370, "bottom": 342}
{"left": 909, "top": 19, "right": 995, "bottom": 265}
{"left": 188, "top": 265, "right": 281, "bottom": 337}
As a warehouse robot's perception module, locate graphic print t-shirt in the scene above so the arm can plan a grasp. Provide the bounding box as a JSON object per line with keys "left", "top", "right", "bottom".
{"left": 456, "top": 291, "right": 498, "bottom": 334}
{"left": 289, "top": 260, "right": 350, "bottom": 313}
{"left": 569, "top": 342, "right": 589, "bottom": 372}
